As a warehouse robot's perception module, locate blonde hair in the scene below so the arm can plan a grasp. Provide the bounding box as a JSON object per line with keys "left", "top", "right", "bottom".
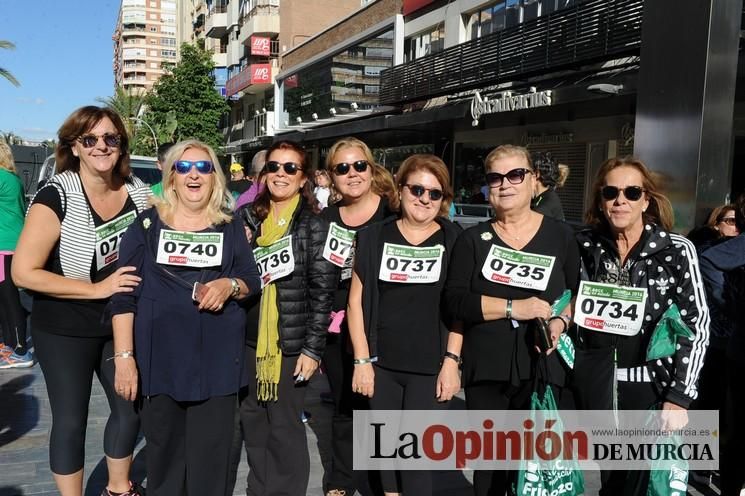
{"left": 153, "top": 139, "right": 234, "bottom": 225}
{"left": 0, "top": 140, "right": 15, "bottom": 173}
{"left": 484, "top": 144, "right": 534, "bottom": 173}
{"left": 557, "top": 164, "right": 570, "bottom": 188}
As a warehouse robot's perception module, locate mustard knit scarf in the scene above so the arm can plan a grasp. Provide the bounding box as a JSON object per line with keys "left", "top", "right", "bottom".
{"left": 255, "top": 194, "right": 300, "bottom": 401}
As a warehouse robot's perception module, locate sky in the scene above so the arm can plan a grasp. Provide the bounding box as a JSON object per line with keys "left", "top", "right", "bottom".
{"left": 0, "top": 0, "right": 122, "bottom": 142}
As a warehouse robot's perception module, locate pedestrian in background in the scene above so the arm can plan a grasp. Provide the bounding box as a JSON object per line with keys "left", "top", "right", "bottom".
{"left": 0, "top": 139, "right": 33, "bottom": 368}
{"left": 314, "top": 168, "right": 332, "bottom": 209}
{"left": 531, "top": 152, "right": 566, "bottom": 221}
{"left": 235, "top": 150, "right": 267, "bottom": 210}
{"left": 688, "top": 203, "right": 739, "bottom": 254}
{"left": 12, "top": 106, "right": 150, "bottom": 496}
{"left": 149, "top": 142, "right": 174, "bottom": 198}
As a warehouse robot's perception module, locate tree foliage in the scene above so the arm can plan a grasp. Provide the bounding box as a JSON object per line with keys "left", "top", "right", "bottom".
{"left": 96, "top": 86, "right": 145, "bottom": 138}
{"left": 144, "top": 43, "right": 228, "bottom": 151}
{"left": 0, "top": 40, "right": 20, "bottom": 87}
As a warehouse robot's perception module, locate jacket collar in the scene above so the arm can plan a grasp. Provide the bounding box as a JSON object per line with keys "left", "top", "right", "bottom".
{"left": 578, "top": 223, "right": 672, "bottom": 261}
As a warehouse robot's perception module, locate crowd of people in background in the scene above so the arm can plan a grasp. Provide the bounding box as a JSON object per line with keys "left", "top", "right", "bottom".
{"left": 3, "top": 104, "right": 745, "bottom": 496}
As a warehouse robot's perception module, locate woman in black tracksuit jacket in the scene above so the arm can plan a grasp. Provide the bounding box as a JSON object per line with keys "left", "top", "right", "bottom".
{"left": 231, "top": 140, "right": 338, "bottom": 496}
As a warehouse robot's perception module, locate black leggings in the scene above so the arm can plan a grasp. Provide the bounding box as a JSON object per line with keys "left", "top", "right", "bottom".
{"left": 0, "top": 254, "right": 27, "bottom": 353}
{"left": 33, "top": 329, "right": 141, "bottom": 475}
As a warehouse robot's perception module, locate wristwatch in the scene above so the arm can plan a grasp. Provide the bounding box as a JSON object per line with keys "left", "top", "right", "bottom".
{"left": 230, "top": 278, "right": 240, "bottom": 298}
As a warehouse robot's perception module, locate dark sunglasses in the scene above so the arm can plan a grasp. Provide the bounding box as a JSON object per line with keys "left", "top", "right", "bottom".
{"left": 405, "top": 184, "right": 444, "bottom": 201}
{"left": 600, "top": 185, "right": 645, "bottom": 202}
{"left": 265, "top": 161, "right": 303, "bottom": 175}
{"left": 173, "top": 160, "right": 215, "bottom": 174}
{"left": 485, "top": 168, "right": 531, "bottom": 187}
{"left": 77, "top": 133, "right": 121, "bottom": 148}
{"left": 332, "top": 160, "right": 369, "bottom": 176}
{"left": 719, "top": 217, "right": 736, "bottom": 226}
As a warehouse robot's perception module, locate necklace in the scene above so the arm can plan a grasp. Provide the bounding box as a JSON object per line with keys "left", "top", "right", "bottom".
{"left": 493, "top": 221, "right": 523, "bottom": 241}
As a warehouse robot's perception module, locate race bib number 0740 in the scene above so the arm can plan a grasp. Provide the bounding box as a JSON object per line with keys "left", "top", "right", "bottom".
{"left": 481, "top": 245, "right": 555, "bottom": 291}
{"left": 573, "top": 281, "right": 647, "bottom": 336}
{"left": 156, "top": 230, "right": 224, "bottom": 267}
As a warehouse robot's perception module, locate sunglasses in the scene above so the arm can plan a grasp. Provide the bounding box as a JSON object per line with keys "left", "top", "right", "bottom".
{"left": 405, "top": 184, "right": 444, "bottom": 201}
{"left": 332, "top": 160, "right": 369, "bottom": 176}
{"left": 77, "top": 133, "right": 121, "bottom": 148}
{"left": 485, "top": 168, "right": 531, "bottom": 187}
{"left": 600, "top": 185, "right": 645, "bottom": 202}
{"left": 173, "top": 160, "right": 215, "bottom": 174}
{"left": 719, "top": 217, "right": 736, "bottom": 226}
{"left": 265, "top": 161, "right": 303, "bottom": 175}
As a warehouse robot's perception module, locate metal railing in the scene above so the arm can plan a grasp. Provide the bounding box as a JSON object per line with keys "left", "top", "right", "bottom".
{"left": 380, "top": 0, "right": 643, "bottom": 104}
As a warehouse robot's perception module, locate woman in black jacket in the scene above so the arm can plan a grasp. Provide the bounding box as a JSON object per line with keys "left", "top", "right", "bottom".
{"left": 233, "top": 140, "right": 338, "bottom": 496}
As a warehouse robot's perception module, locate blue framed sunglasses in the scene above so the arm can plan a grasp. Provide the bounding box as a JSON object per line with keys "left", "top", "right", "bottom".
{"left": 173, "top": 160, "right": 215, "bottom": 174}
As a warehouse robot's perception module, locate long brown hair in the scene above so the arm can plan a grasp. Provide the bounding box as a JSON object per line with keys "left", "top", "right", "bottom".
{"left": 251, "top": 140, "right": 319, "bottom": 221}
{"left": 396, "top": 154, "right": 454, "bottom": 217}
{"left": 56, "top": 106, "right": 131, "bottom": 180}
{"left": 584, "top": 156, "right": 674, "bottom": 231}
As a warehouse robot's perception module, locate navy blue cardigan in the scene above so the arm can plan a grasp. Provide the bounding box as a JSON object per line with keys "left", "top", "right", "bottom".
{"left": 110, "top": 208, "right": 261, "bottom": 401}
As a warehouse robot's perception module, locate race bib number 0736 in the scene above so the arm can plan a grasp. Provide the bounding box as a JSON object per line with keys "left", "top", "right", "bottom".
{"left": 573, "top": 281, "right": 647, "bottom": 336}
{"left": 253, "top": 235, "right": 294, "bottom": 287}
{"left": 378, "top": 243, "right": 444, "bottom": 284}
{"left": 156, "top": 230, "right": 224, "bottom": 267}
{"left": 481, "top": 245, "right": 555, "bottom": 291}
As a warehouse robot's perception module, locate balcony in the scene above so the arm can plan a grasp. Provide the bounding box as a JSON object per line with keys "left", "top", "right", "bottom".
{"left": 380, "top": 0, "right": 643, "bottom": 105}
{"left": 205, "top": 5, "right": 228, "bottom": 38}
{"left": 225, "top": 62, "right": 278, "bottom": 97}
{"left": 211, "top": 44, "right": 228, "bottom": 67}
{"left": 238, "top": 5, "right": 280, "bottom": 46}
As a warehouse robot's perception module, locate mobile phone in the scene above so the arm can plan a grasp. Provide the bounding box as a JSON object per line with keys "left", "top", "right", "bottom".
{"left": 534, "top": 317, "right": 552, "bottom": 353}
{"left": 192, "top": 282, "right": 209, "bottom": 302}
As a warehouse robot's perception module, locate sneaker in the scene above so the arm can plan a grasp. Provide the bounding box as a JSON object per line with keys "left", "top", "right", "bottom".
{"left": 301, "top": 410, "right": 312, "bottom": 423}
{"left": 326, "top": 490, "right": 346, "bottom": 496}
{"left": 101, "top": 481, "right": 144, "bottom": 496}
{"left": 0, "top": 350, "right": 35, "bottom": 369}
{"left": 0, "top": 344, "right": 13, "bottom": 357}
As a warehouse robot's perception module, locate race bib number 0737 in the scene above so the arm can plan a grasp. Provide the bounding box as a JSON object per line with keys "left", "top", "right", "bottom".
{"left": 481, "top": 245, "right": 555, "bottom": 291}
{"left": 573, "top": 281, "right": 647, "bottom": 336}
{"left": 156, "top": 230, "right": 224, "bottom": 267}
{"left": 378, "top": 243, "right": 444, "bottom": 284}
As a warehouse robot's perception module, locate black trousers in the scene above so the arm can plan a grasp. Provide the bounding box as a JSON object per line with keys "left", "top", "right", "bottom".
{"left": 464, "top": 380, "right": 533, "bottom": 496}
{"left": 140, "top": 394, "right": 236, "bottom": 496}
{"left": 33, "top": 330, "right": 140, "bottom": 474}
{"left": 721, "top": 359, "right": 745, "bottom": 496}
{"left": 0, "top": 254, "right": 27, "bottom": 352}
{"left": 235, "top": 346, "right": 309, "bottom": 496}
{"left": 368, "top": 365, "right": 443, "bottom": 496}
{"left": 323, "top": 334, "right": 380, "bottom": 495}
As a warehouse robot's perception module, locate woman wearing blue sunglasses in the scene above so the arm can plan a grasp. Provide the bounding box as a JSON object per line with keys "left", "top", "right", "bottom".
{"left": 109, "top": 139, "right": 261, "bottom": 496}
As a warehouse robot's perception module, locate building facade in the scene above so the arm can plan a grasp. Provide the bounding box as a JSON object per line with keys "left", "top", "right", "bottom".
{"left": 113, "top": 0, "right": 178, "bottom": 93}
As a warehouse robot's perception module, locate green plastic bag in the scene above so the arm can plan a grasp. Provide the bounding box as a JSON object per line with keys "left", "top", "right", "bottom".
{"left": 551, "top": 290, "right": 575, "bottom": 368}
{"left": 646, "top": 304, "right": 693, "bottom": 361}
{"left": 645, "top": 406, "right": 689, "bottom": 495}
{"left": 514, "top": 385, "right": 585, "bottom": 496}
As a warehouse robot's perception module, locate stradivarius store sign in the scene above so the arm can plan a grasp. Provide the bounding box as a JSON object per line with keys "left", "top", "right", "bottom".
{"left": 471, "top": 88, "right": 553, "bottom": 126}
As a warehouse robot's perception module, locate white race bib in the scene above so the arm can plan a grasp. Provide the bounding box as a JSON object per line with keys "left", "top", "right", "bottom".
{"left": 323, "top": 222, "right": 356, "bottom": 268}
{"left": 481, "top": 245, "right": 555, "bottom": 291}
{"left": 156, "top": 229, "right": 224, "bottom": 267}
{"left": 94, "top": 210, "right": 137, "bottom": 270}
{"left": 378, "top": 243, "right": 444, "bottom": 284}
{"left": 573, "top": 281, "right": 648, "bottom": 336}
{"left": 253, "top": 235, "right": 295, "bottom": 287}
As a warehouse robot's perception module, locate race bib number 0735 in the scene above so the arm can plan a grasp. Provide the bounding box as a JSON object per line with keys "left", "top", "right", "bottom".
{"left": 573, "top": 281, "right": 647, "bottom": 336}
{"left": 156, "top": 230, "right": 224, "bottom": 267}
{"left": 481, "top": 245, "right": 555, "bottom": 291}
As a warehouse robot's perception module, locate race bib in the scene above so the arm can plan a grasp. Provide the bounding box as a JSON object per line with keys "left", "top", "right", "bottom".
{"left": 323, "top": 222, "right": 356, "bottom": 267}
{"left": 94, "top": 210, "right": 137, "bottom": 270}
{"left": 156, "top": 229, "right": 224, "bottom": 267}
{"left": 573, "top": 281, "right": 648, "bottom": 336}
{"left": 378, "top": 243, "right": 444, "bottom": 284}
{"left": 481, "top": 245, "right": 555, "bottom": 291}
{"left": 253, "top": 235, "right": 294, "bottom": 287}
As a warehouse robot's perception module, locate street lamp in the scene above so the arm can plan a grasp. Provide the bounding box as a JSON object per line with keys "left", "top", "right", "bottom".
{"left": 130, "top": 117, "right": 158, "bottom": 155}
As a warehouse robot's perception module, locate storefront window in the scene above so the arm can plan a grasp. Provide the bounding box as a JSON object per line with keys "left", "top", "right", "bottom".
{"left": 404, "top": 25, "right": 445, "bottom": 62}
{"left": 467, "top": 0, "right": 574, "bottom": 40}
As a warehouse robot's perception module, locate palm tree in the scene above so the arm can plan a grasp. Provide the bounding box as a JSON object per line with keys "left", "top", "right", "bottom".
{"left": 0, "top": 40, "right": 20, "bottom": 86}
{"left": 96, "top": 86, "right": 146, "bottom": 138}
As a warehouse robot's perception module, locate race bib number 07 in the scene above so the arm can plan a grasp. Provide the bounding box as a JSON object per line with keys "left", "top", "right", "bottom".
{"left": 95, "top": 210, "right": 137, "bottom": 270}
{"left": 481, "top": 245, "right": 555, "bottom": 291}
{"left": 156, "top": 230, "right": 224, "bottom": 267}
{"left": 253, "top": 235, "right": 294, "bottom": 287}
{"left": 323, "top": 223, "right": 356, "bottom": 267}
{"left": 573, "top": 281, "right": 647, "bottom": 336}
{"left": 378, "top": 243, "right": 444, "bottom": 284}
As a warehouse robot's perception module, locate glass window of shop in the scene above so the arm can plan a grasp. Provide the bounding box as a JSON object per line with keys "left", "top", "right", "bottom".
{"left": 283, "top": 29, "right": 393, "bottom": 123}
{"left": 404, "top": 24, "right": 445, "bottom": 63}
{"left": 466, "top": 0, "right": 575, "bottom": 39}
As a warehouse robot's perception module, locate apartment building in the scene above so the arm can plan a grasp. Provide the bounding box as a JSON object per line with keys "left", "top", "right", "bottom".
{"left": 177, "top": 0, "right": 230, "bottom": 95}
{"left": 113, "top": 0, "right": 178, "bottom": 93}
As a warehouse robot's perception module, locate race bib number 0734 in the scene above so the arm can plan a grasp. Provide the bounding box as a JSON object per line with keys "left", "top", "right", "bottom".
{"left": 156, "top": 230, "right": 224, "bottom": 267}
{"left": 481, "top": 245, "right": 555, "bottom": 291}
{"left": 573, "top": 281, "right": 647, "bottom": 336}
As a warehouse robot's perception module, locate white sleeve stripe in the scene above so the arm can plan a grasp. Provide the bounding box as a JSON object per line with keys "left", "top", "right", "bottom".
{"left": 670, "top": 233, "right": 710, "bottom": 396}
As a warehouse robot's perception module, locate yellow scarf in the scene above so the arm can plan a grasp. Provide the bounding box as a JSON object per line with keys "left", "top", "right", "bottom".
{"left": 256, "top": 194, "right": 300, "bottom": 401}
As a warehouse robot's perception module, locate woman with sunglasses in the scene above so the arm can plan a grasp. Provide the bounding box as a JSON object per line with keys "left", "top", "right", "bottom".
{"left": 233, "top": 140, "right": 337, "bottom": 496}
{"left": 444, "top": 145, "right": 580, "bottom": 496}
{"left": 348, "top": 154, "right": 462, "bottom": 496}
{"left": 573, "top": 157, "right": 709, "bottom": 495}
{"left": 688, "top": 203, "right": 739, "bottom": 254}
{"left": 320, "top": 136, "right": 397, "bottom": 496}
{"left": 12, "top": 106, "right": 151, "bottom": 496}
{"left": 108, "top": 139, "right": 260, "bottom": 495}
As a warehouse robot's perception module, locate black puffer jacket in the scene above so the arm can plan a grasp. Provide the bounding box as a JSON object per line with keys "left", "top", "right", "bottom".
{"left": 240, "top": 200, "right": 338, "bottom": 360}
{"left": 576, "top": 223, "right": 710, "bottom": 408}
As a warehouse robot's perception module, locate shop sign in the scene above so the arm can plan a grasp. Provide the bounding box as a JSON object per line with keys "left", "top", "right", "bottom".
{"left": 225, "top": 64, "right": 272, "bottom": 97}
{"left": 471, "top": 89, "right": 552, "bottom": 126}
{"left": 250, "top": 64, "right": 271, "bottom": 84}
{"left": 251, "top": 36, "right": 271, "bottom": 56}
{"left": 521, "top": 132, "right": 574, "bottom": 146}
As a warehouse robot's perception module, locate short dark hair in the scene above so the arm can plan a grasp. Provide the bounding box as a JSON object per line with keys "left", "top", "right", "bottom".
{"left": 734, "top": 193, "right": 745, "bottom": 232}
{"left": 157, "top": 142, "right": 174, "bottom": 163}
{"left": 533, "top": 152, "right": 560, "bottom": 189}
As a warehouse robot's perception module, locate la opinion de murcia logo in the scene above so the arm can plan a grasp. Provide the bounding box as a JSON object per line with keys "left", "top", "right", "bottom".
{"left": 471, "top": 88, "right": 553, "bottom": 126}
